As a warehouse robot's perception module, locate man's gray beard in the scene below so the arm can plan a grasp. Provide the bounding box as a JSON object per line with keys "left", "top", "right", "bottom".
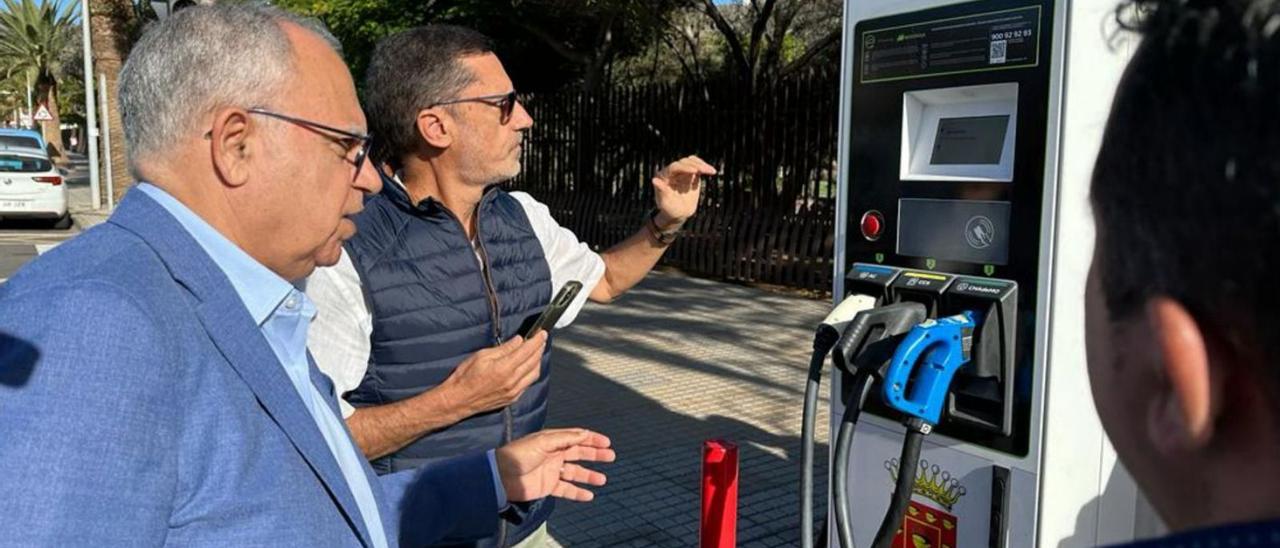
{"left": 479, "top": 161, "right": 521, "bottom": 186}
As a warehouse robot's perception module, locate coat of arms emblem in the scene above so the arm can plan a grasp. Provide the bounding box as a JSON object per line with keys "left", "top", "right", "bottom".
{"left": 885, "top": 458, "right": 966, "bottom": 548}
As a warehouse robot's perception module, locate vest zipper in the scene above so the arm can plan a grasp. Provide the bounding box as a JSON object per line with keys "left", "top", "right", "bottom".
{"left": 440, "top": 189, "right": 512, "bottom": 547}
{"left": 476, "top": 202, "right": 516, "bottom": 547}
{"left": 432, "top": 190, "right": 503, "bottom": 344}
{"left": 471, "top": 193, "right": 503, "bottom": 343}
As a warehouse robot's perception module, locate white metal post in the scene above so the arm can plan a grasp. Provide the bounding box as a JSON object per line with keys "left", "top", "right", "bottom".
{"left": 24, "top": 72, "right": 32, "bottom": 127}
{"left": 80, "top": 0, "right": 101, "bottom": 210}
{"left": 99, "top": 74, "right": 114, "bottom": 209}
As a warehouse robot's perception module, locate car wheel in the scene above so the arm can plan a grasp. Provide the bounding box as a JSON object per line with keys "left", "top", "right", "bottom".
{"left": 52, "top": 213, "right": 72, "bottom": 230}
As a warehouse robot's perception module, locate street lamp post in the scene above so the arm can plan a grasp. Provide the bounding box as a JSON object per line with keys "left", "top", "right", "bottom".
{"left": 80, "top": 0, "right": 101, "bottom": 210}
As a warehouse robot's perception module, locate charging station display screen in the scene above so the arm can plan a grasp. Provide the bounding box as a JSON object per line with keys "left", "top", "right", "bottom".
{"left": 897, "top": 199, "right": 1011, "bottom": 265}
{"left": 930, "top": 115, "right": 1009, "bottom": 165}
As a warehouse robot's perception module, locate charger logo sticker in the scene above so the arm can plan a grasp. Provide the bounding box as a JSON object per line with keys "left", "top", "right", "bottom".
{"left": 886, "top": 459, "right": 965, "bottom": 548}
{"left": 965, "top": 216, "right": 995, "bottom": 249}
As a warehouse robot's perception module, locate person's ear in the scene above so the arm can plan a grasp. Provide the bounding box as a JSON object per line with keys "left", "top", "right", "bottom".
{"left": 209, "top": 107, "right": 256, "bottom": 188}
{"left": 1144, "top": 297, "right": 1225, "bottom": 453}
{"left": 416, "top": 108, "right": 454, "bottom": 150}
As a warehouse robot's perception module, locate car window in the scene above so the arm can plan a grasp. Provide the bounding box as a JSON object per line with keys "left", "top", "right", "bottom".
{"left": 0, "top": 154, "right": 51, "bottom": 173}
{"left": 0, "top": 136, "right": 41, "bottom": 149}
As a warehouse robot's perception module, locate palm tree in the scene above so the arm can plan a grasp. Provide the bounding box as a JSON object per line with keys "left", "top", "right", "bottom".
{"left": 0, "top": 72, "right": 27, "bottom": 124}
{"left": 0, "top": 0, "right": 77, "bottom": 161}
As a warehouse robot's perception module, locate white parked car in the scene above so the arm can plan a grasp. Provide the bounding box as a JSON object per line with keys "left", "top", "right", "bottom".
{"left": 0, "top": 146, "right": 69, "bottom": 229}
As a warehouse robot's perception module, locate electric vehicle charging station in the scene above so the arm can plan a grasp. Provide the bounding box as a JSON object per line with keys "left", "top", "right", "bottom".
{"left": 813, "top": 0, "right": 1164, "bottom": 545}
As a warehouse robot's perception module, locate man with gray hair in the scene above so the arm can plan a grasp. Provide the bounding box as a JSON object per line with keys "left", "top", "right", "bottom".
{"left": 0, "top": 5, "right": 613, "bottom": 546}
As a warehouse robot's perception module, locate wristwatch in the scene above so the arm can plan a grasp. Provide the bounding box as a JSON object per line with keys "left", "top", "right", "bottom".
{"left": 646, "top": 208, "right": 683, "bottom": 245}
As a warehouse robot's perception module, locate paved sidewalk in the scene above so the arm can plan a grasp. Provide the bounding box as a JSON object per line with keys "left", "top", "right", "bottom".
{"left": 543, "top": 271, "right": 831, "bottom": 547}
{"left": 62, "top": 153, "right": 114, "bottom": 230}
{"left": 70, "top": 207, "right": 109, "bottom": 229}
{"left": 68, "top": 183, "right": 110, "bottom": 229}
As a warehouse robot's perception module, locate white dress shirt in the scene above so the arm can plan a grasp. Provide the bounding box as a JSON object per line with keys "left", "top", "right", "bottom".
{"left": 306, "top": 191, "right": 605, "bottom": 417}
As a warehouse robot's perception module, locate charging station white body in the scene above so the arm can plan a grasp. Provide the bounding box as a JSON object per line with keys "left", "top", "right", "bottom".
{"left": 831, "top": 0, "right": 1161, "bottom": 545}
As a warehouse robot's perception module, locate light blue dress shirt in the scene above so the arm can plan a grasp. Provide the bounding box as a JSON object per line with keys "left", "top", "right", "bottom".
{"left": 137, "top": 183, "right": 391, "bottom": 548}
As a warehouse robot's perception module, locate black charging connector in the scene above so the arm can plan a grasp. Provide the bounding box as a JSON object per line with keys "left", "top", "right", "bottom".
{"left": 827, "top": 303, "right": 927, "bottom": 548}
{"left": 800, "top": 293, "right": 879, "bottom": 548}
{"left": 941, "top": 278, "right": 1018, "bottom": 435}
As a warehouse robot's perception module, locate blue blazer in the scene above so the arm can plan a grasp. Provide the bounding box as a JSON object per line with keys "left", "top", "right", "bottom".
{"left": 0, "top": 190, "right": 499, "bottom": 546}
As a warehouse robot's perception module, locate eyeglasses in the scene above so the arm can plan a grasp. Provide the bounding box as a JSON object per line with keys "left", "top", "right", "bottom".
{"left": 431, "top": 91, "right": 519, "bottom": 125}
{"left": 205, "top": 108, "right": 372, "bottom": 182}
{"left": 248, "top": 108, "right": 372, "bottom": 181}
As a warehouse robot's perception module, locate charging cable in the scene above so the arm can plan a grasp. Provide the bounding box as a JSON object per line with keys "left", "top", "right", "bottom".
{"left": 868, "top": 312, "right": 976, "bottom": 548}
{"left": 800, "top": 293, "right": 877, "bottom": 548}
{"left": 826, "top": 303, "right": 928, "bottom": 548}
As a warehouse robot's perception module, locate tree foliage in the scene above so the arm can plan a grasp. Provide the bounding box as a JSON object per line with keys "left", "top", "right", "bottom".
{"left": 273, "top": 0, "right": 442, "bottom": 85}
{"left": 275, "top": 0, "right": 689, "bottom": 92}
{"left": 0, "top": 0, "right": 76, "bottom": 86}
{"left": 0, "top": 0, "right": 79, "bottom": 155}
{"left": 614, "top": 0, "right": 842, "bottom": 88}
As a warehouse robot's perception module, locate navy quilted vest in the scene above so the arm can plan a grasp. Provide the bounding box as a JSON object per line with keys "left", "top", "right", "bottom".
{"left": 344, "top": 177, "right": 554, "bottom": 547}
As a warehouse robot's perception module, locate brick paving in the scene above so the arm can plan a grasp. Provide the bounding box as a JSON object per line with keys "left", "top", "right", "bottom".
{"left": 4, "top": 166, "right": 836, "bottom": 545}
{"left": 543, "top": 270, "right": 832, "bottom": 547}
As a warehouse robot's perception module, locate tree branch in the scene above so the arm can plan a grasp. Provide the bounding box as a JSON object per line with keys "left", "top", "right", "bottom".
{"left": 760, "top": 1, "right": 799, "bottom": 80}
{"left": 583, "top": 15, "right": 618, "bottom": 91}
{"left": 699, "top": 0, "right": 751, "bottom": 81}
{"left": 666, "top": 16, "right": 707, "bottom": 80}
{"left": 780, "top": 28, "right": 840, "bottom": 78}
{"left": 746, "top": 0, "right": 778, "bottom": 72}
{"left": 659, "top": 30, "right": 698, "bottom": 81}
{"left": 509, "top": 15, "right": 589, "bottom": 65}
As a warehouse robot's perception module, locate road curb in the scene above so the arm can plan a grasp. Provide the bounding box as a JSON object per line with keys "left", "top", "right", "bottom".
{"left": 70, "top": 210, "right": 109, "bottom": 231}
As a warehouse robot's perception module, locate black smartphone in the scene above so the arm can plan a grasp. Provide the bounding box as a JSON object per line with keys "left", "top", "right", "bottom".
{"left": 517, "top": 281, "right": 584, "bottom": 338}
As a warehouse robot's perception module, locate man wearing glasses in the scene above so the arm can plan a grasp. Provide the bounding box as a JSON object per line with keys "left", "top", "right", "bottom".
{"left": 306, "top": 24, "right": 714, "bottom": 547}
{"left": 0, "top": 6, "right": 614, "bottom": 545}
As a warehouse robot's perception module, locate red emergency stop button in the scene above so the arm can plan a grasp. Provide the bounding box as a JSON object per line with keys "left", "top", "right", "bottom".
{"left": 860, "top": 210, "right": 884, "bottom": 241}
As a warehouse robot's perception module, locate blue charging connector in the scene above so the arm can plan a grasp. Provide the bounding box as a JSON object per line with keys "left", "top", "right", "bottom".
{"left": 828, "top": 309, "right": 982, "bottom": 548}
{"left": 881, "top": 311, "right": 977, "bottom": 425}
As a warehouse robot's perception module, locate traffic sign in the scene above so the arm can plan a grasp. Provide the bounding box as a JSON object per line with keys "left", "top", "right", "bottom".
{"left": 33, "top": 104, "right": 52, "bottom": 121}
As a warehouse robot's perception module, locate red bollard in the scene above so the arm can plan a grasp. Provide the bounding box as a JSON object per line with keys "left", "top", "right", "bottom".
{"left": 701, "top": 439, "right": 739, "bottom": 548}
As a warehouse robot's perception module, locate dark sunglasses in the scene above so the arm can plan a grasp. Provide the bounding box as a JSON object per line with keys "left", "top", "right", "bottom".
{"left": 205, "top": 108, "right": 373, "bottom": 182}
{"left": 431, "top": 91, "right": 519, "bottom": 125}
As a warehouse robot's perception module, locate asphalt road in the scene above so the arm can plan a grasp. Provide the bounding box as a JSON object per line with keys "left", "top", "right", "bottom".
{"left": 0, "top": 153, "right": 90, "bottom": 281}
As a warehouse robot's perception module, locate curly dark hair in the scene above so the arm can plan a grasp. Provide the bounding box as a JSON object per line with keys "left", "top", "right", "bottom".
{"left": 1093, "top": 0, "right": 1280, "bottom": 363}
